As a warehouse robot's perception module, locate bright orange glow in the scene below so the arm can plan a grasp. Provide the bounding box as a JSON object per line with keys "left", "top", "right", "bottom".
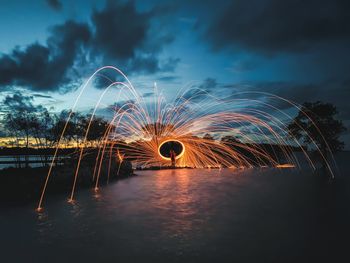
{"left": 158, "top": 139, "right": 185, "bottom": 161}
{"left": 276, "top": 164, "right": 296, "bottom": 168}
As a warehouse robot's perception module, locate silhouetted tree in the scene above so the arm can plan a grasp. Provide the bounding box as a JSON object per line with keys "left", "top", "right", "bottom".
{"left": 85, "top": 115, "right": 109, "bottom": 147}
{"left": 203, "top": 133, "right": 214, "bottom": 140}
{"left": 288, "top": 101, "right": 346, "bottom": 168}
{"left": 33, "top": 108, "right": 57, "bottom": 165}
{"left": 49, "top": 111, "right": 68, "bottom": 147}
{"left": 39, "top": 108, "right": 57, "bottom": 148}
{"left": 68, "top": 112, "right": 86, "bottom": 148}
{"left": 53, "top": 110, "right": 85, "bottom": 148}
{"left": 220, "top": 135, "right": 241, "bottom": 145}
{"left": 1, "top": 92, "right": 44, "bottom": 167}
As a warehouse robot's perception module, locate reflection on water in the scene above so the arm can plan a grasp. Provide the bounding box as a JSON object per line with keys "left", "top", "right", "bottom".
{"left": 1, "top": 167, "right": 350, "bottom": 262}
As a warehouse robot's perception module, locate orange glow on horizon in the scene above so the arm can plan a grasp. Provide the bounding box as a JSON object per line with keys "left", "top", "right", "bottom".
{"left": 276, "top": 164, "right": 296, "bottom": 168}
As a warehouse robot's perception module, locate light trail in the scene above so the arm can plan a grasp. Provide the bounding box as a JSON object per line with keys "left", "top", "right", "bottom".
{"left": 36, "top": 66, "right": 337, "bottom": 211}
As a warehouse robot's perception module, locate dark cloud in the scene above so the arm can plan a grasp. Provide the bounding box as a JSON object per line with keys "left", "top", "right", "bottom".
{"left": 159, "top": 58, "right": 180, "bottom": 72}
{"left": 93, "top": 99, "right": 137, "bottom": 119}
{"left": 1, "top": 92, "right": 39, "bottom": 113}
{"left": 91, "top": 1, "right": 149, "bottom": 60}
{"left": 0, "top": 20, "right": 90, "bottom": 92}
{"left": 199, "top": 78, "right": 217, "bottom": 90}
{"left": 224, "top": 80, "right": 350, "bottom": 121}
{"left": 127, "top": 56, "right": 179, "bottom": 75}
{"left": 127, "top": 55, "right": 160, "bottom": 74}
{"left": 226, "top": 80, "right": 350, "bottom": 148}
{"left": 91, "top": 0, "right": 177, "bottom": 75}
{"left": 157, "top": 76, "right": 179, "bottom": 82}
{"left": 46, "top": 0, "right": 62, "bottom": 11}
{"left": 0, "top": 0, "right": 178, "bottom": 92}
{"left": 92, "top": 68, "right": 125, "bottom": 90}
{"left": 238, "top": 82, "right": 319, "bottom": 105}
{"left": 32, "top": 93, "right": 53, "bottom": 99}
{"left": 206, "top": 0, "right": 350, "bottom": 54}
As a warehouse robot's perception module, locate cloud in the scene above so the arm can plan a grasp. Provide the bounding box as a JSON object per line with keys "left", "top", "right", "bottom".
{"left": 92, "top": 68, "right": 126, "bottom": 89}
{"left": 205, "top": 0, "right": 350, "bottom": 54}
{"left": 159, "top": 58, "right": 180, "bottom": 72}
{"left": 157, "top": 76, "right": 179, "bottom": 82}
{"left": 224, "top": 80, "right": 350, "bottom": 121}
{"left": 46, "top": 0, "right": 62, "bottom": 11}
{"left": 127, "top": 55, "right": 160, "bottom": 74}
{"left": 0, "top": 20, "right": 90, "bottom": 92}
{"left": 91, "top": 1, "right": 149, "bottom": 60}
{"left": 199, "top": 78, "right": 217, "bottom": 90}
{"left": 0, "top": 0, "right": 178, "bottom": 93}
{"left": 238, "top": 81, "right": 319, "bottom": 104}
{"left": 90, "top": 0, "right": 178, "bottom": 75}
{"left": 233, "top": 80, "right": 350, "bottom": 148}
{"left": 32, "top": 93, "right": 53, "bottom": 99}
{"left": 1, "top": 92, "right": 38, "bottom": 113}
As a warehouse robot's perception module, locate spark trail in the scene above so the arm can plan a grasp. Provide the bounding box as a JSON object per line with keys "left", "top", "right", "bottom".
{"left": 36, "top": 67, "right": 336, "bottom": 211}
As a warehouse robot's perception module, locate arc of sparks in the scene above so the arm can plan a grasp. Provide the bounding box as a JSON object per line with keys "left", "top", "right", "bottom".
{"left": 36, "top": 67, "right": 337, "bottom": 211}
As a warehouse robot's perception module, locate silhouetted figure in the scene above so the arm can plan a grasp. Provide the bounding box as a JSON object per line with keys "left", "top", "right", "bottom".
{"left": 170, "top": 149, "right": 176, "bottom": 167}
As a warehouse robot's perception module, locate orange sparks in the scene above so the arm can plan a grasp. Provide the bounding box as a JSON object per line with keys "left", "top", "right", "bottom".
{"left": 36, "top": 66, "right": 336, "bottom": 210}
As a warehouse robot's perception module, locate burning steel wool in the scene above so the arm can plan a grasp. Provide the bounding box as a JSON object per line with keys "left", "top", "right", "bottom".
{"left": 37, "top": 66, "right": 336, "bottom": 211}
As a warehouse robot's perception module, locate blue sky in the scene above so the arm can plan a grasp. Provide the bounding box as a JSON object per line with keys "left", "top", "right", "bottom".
{"left": 0, "top": 0, "right": 349, "bottom": 146}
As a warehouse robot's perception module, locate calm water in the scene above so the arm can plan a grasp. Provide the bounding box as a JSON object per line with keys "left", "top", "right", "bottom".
{"left": 0, "top": 155, "right": 65, "bottom": 169}
{"left": 1, "top": 167, "right": 349, "bottom": 262}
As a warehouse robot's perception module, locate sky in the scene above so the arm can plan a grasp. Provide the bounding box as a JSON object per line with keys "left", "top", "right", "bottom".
{"left": 0, "top": 0, "right": 349, "bottom": 147}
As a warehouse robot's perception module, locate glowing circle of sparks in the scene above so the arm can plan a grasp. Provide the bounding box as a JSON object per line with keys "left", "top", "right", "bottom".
{"left": 158, "top": 139, "right": 185, "bottom": 161}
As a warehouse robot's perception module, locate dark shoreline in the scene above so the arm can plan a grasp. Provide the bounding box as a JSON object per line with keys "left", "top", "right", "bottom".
{"left": 0, "top": 162, "right": 134, "bottom": 209}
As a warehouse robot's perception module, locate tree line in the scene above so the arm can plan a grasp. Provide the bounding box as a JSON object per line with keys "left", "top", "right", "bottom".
{"left": 2, "top": 109, "right": 109, "bottom": 149}
{"left": 0, "top": 92, "right": 109, "bottom": 150}
{"left": 0, "top": 92, "right": 347, "bottom": 172}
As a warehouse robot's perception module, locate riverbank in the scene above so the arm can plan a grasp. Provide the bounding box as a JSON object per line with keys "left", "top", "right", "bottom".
{"left": 0, "top": 161, "right": 134, "bottom": 208}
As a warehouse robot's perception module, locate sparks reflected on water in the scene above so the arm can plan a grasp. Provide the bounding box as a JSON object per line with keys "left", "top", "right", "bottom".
{"left": 276, "top": 164, "right": 296, "bottom": 168}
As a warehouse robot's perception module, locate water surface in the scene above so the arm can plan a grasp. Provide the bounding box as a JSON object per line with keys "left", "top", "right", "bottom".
{"left": 1, "top": 168, "right": 349, "bottom": 262}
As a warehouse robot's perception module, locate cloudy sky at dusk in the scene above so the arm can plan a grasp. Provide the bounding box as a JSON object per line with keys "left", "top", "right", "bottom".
{"left": 0, "top": 0, "right": 349, "bottom": 146}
